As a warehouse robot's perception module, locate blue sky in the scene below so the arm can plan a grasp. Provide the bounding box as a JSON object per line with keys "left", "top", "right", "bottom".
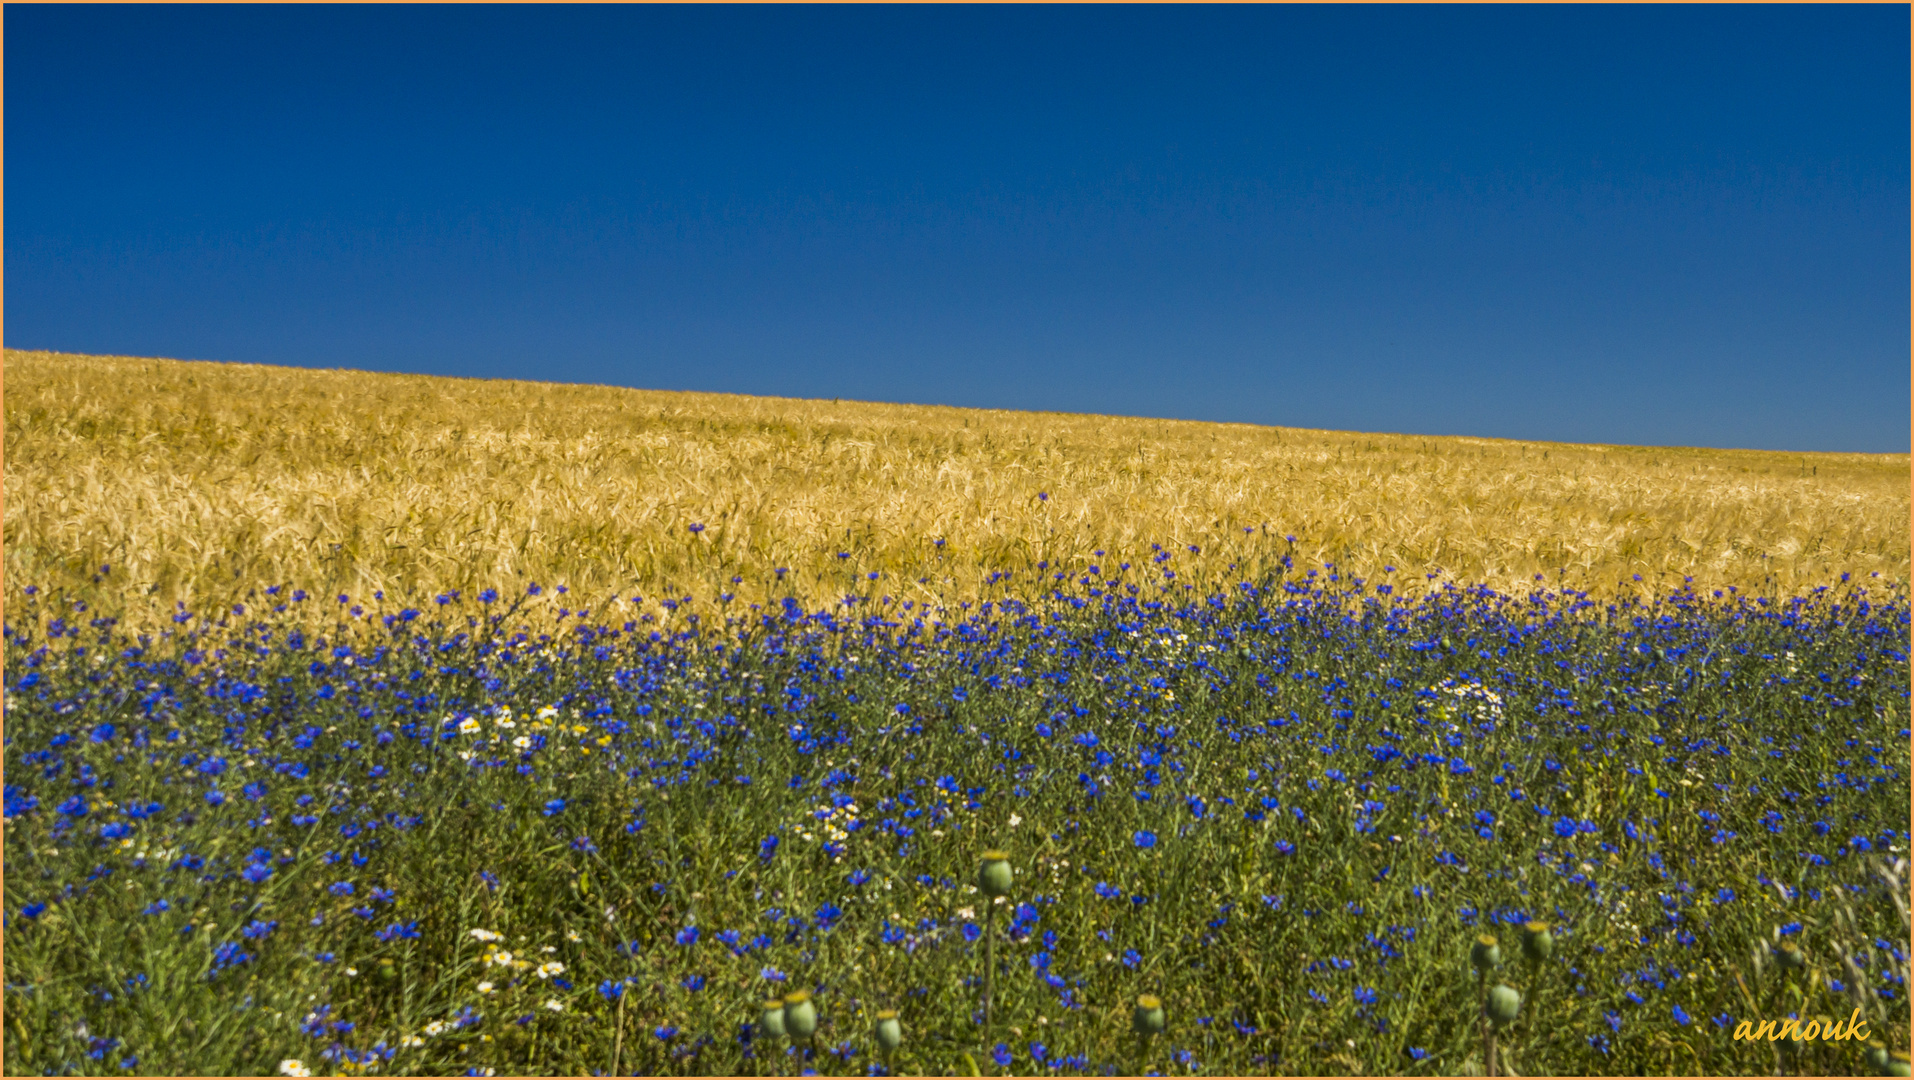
{"left": 7, "top": 5, "right": 1907, "bottom": 453}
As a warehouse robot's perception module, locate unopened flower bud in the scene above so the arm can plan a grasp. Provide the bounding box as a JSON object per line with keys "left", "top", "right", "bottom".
{"left": 782, "top": 990, "right": 817, "bottom": 1038}
{"left": 979, "top": 851, "right": 1013, "bottom": 898}
{"left": 1486, "top": 984, "right": 1521, "bottom": 1027}
{"left": 1865, "top": 1040, "right": 1890, "bottom": 1071}
{"left": 1133, "top": 994, "right": 1166, "bottom": 1036}
{"left": 1471, "top": 934, "right": 1502, "bottom": 973}
{"left": 1520, "top": 921, "right": 1553, "bottom": 962}
{"left": 760, "top": 1000, "right": 787, "bottom": 1039}
{"left": 875, "top": 1009, "right": 902, "bottom": 1052}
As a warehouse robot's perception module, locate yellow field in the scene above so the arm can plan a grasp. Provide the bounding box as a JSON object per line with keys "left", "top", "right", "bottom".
{"left": 5, "top": 348, "right": 1907, "bottom": 629}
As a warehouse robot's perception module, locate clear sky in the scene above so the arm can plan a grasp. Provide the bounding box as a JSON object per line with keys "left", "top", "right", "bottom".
{"left": 7, "top": 5, "right": 1907, "bottom": 453}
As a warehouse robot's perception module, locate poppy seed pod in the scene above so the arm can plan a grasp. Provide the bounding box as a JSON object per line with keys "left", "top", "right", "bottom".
{"left": 875, "top": 1009, "right": 903, "bottom": 1052}
{"left": 1888, "top": 1051, "right": 1912, "bottom": 1078}
{"left": 1866, "top": 1041, "right": 1890, "bottom": 1071}
{"left": 759, "top": 1000, "right": 787, "bottom": 1039}
{"left": 1486, "top": 984, "right": 1521, "bottom": 1027}
{"left": 1520, "top": 921, "right": 1553, "bottom": 962}
{"left": 1133, "top": 994, "right": 1166, "bottom": 1036}
{"left": 782, "top": 990, "right": 817, "bottom": 1038}
{"left": 1776, "top": 942, "right": 1805, "bottom": 970}
{"left": 1470, "top": 934, "right": 1502, "bottom": 973}
{"left": 979, "top": 851, "right": 1013, "bottom": 898}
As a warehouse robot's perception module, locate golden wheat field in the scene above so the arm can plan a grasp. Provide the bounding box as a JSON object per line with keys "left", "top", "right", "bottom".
{"left": 4, "top": 348, "right": 1907, "bottom": 629}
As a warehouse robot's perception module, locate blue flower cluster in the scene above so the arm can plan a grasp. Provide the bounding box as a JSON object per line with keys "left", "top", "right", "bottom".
{"left": 1, "top": 559, "right": 1906, "bottom": 1075}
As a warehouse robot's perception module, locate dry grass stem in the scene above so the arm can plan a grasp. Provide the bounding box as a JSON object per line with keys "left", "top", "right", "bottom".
{"left": 6, "top": 349, "right": 1906, "bottom": 632}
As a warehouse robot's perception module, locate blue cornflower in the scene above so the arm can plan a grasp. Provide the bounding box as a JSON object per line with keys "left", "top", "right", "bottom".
{"left": 992, "top": 1044, "right": 1012, "bottom": 1068}
{"left": 1671, "top": 1005, "right": 1691, "bottom": 1026}
{"left": 542, "top": 799, "right": 566, "bottom": 816}
{"left": 1134, "top": 830, "right": 1157, "bottom": 849}
{"left": 209, "top": 941, "right": 252, "bottom": 974}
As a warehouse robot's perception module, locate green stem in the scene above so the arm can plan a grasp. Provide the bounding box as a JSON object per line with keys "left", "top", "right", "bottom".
{"left": 1478, "top": 971, "right": 1490, "bottom": 1078}
{"left": 611, "top": 988, "right": 626, "bottom": 1077}
{"left": 984, "top": 904, "right": 997, "bottom": 1036}
{"left": 1522, "top": 958, "right": 1544, "bottom": 1071}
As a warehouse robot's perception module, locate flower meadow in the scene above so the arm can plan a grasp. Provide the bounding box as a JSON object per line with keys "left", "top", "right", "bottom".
{"left": 3, "top": 552, "right": 1909, "bottom": 1076}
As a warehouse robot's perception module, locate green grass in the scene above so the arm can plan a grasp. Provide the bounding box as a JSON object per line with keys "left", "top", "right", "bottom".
{"left": 3, "top": 566, "right": 1906, "bottom": 1076}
